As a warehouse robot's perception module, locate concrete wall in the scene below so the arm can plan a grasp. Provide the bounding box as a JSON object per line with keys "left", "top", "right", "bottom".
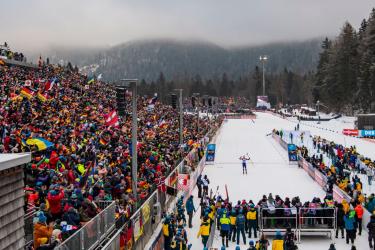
{"left": 0, "top": 165, "right": 25, "bottom": 250}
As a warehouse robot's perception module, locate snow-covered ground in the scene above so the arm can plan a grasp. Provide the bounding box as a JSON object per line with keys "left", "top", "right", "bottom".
{"left": 185, "top": 113, "right": 371, "bottom": 250}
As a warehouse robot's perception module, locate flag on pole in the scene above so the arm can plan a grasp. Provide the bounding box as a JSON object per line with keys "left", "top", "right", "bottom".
{"left": 148, "top": 93, "right": 158, "bottom": 105}
{"left": 37, "top": 92, "right": 49, "bottom": 102}
{"left": 177, "top": 174, "right": 190, "bottom": 191}
{"left": 20, "top": 87, "right": 34, "bottom": 99}
{"left": 156, "top": 176, "right": 166, "bottom": 192}
{"left": 105, "top": 110, "right": 119, "bottom": 128}
{"left": 44, "top": 78, "right": 57, "bottom": 91}
{"left": 24, "top": 80, "right": 32, "bottom": 87}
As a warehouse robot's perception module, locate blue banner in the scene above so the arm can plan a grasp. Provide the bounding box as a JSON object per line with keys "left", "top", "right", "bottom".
{"left": 360, "top": 130, "right": 375, "bottom": 137}
{"left": 288, "top": 143, "right": 298, "bottom": 161}
{"left": 206, "top": 144, "right": 216, "bottom": 162}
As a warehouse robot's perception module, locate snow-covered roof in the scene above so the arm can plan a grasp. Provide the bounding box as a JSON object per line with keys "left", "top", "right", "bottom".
{"left": 0, "top": 153, "right": 31, "bottom": 171}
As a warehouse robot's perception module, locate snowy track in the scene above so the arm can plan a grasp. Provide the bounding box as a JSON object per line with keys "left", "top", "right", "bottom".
{"left": 185, "top": 113, "right": 370, "bottom": 250}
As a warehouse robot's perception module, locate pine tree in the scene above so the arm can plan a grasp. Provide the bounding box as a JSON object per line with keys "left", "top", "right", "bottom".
{"left": 325, "top": 23, "right": 358, "bottom": 112}
{"left": 355, "top": 9, "right": 375, "bottom": 112}
{"left": 313, "top": 38, "right": 332, "bottom": 102}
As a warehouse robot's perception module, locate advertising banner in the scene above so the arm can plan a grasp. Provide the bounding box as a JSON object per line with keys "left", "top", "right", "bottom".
{"left": 133, "top": 213, "right": 143, "bottom": 242}
{"left": 142, "top": 201, "right": 150, "bottom": 224}
{"left": 150, "top": 230, "right": 164, "bottom": 250}
{"left": 360, "top": 130, "right": 375, "bottom": 137}
{"left": 342, "top": 129, "right": 359, "bottom": 136}
{"left": 333, "top": 185, "right": 351, "bottom": 203}
{"left": 256, "top": 95, "right": 271, "bottom": 109}
{"left": 314, "top": 169, "right": 327, "bottom": 188}
{"left": 287, "top": 144, "right": 298, "bottom": 161}
{"left": 206, "top": 144, "right": 216, "bottom": 162}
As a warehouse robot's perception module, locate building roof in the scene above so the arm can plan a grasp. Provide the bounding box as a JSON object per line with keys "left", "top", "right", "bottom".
{"left": 0, "top": 153, "right": 31, "bottom": 171}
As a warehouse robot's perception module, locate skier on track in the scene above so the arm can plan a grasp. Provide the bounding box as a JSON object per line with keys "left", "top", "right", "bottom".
{"left": 239, "top": 154, "right": 251, "bottom": 175}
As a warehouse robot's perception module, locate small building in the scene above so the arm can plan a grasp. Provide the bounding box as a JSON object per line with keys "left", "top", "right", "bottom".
{"left": 357, "top": 114, "right": 375, "bottom": 130}
{"left": 0, "top": 153, "right": 31, "bottom": 250}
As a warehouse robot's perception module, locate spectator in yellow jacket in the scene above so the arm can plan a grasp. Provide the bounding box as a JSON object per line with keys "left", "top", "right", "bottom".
{"left": 197, "top": 216, "right": 210, "bottom": 248}
{"left": 272, "top": 231, "right": 284, "bottom": 250}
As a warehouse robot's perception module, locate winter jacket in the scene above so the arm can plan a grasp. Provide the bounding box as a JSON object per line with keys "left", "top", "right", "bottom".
{"left": 33, "top": 222, "right": 53, "bottom": 249}
{"left": 197, "top": 220, "right": 210, "bottom": 237}
{"left": 47, "top": 190, "right": 64, "bottom": 215}
{"left": 367, "top": 219, "right": 375, "bottom": 237}
{"left": 236, "top": 213, "right": 246, "bottom": 229}
{"left": 62, "top": 210, "right": 80, "bottom": 226}
{"left": 220, "top": 215, "right": 230, "bottom": 231}
{"left": 354, "top": 204, "right": 364, "bottom": 219}
{"left": 163, "top": 223, "right": 173, "bottom": 237}
{"left": 272, "top": 239, "right": 284, "bottom": 250}
{"left": 247, "top": 210, "right": 257, "bottom": 220}
{"left": 185, "top": 197, "right": 195, "bottom": 214}
{"left": 336, "top": 207, "right": 345, "bottom": 227}
{"left": 343, "top": 213, "right": 356, "bottom": 230}
{"left": 230, "top": 214, "right": 237, "bottom": 225}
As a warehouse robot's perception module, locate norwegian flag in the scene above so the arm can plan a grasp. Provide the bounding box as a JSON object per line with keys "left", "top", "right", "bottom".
{"left": 44, "top": 79, "right": 56, "bottom": 91}
{"left": 156, "top": 176, "right": 166, "bottom": 192}
{"left": 177, "top": 174, "right": 190, "bottom": 191}
{"left": 105, "top": 110, "right": 120, "bottom": 128}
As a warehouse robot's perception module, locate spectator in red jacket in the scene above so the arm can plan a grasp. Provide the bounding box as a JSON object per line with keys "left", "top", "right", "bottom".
{"left": 47, "top": 186, "right": 64, "bottom": 220}
{"left": 354, "top": 202, "right": 364, "bottom": 235}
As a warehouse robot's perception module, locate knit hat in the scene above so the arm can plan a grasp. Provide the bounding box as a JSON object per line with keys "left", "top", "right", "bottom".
{"left": 40, "top": 203, "right": 46, "bottom": 211}
{"left": 235, "top": 246, "right": 241, "bottom": 250}
{"left": 221, "top": 246, "right": 226, "bottom": 250}
{"left": 276, "top": 230, "right": 282, "bottom": 237}
{"left": 39, "top": 213, "right": 47, "bottom": 223}
{"left": 249, "top": 240, "right": 254, "bottom": 246}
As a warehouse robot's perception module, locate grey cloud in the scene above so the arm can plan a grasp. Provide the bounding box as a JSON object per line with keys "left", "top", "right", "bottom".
{"left": 0, "top": 0, "right": 374, "bottom": 53}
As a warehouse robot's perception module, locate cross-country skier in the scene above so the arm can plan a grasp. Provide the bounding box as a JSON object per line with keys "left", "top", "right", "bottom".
{"left": 239, "top": 154, "right": 251, "bottom": 175}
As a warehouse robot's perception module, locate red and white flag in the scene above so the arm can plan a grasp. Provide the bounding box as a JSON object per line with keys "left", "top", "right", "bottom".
{"left": 44, "top": 80, "right": 55, "bottom": 91}
{"left": 157, "top": 176, "right": 166, "bottom": 192}
{"left": 177, "top": 174, "right": 190, "bottom": 191}
{"left": 105, "top": 110, "right": 119, "bottom": 127}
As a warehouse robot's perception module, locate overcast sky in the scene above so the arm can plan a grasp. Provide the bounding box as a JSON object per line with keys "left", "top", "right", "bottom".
{"left": 1, "top": 0, "right": 374, "bottom": 53}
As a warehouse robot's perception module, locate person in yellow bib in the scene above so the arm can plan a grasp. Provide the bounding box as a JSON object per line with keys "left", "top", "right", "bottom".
{"left": 220, "top": 212, "right": 230, "bottom": 247}
{"left": 272, "top": 231, "right": 284, "bottom": 250}
{"left": 163, "top": 216, "right": 174, "bottom": 250}
{"left": 246, "top": 204, "right": 258, "bottom": 238}
{"left": 197, "top": 216, "right": 211, "bottom": 248}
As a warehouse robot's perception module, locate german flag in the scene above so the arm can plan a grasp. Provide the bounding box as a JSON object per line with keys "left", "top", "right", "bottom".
{"left": 37, "top": 92, "right": 49, "bottom": 102}
{"left": 20, "top": 87, "right": 34, "bottom": 99}
{"left": 99, "top": 137, "right": 108, "bottom": 146}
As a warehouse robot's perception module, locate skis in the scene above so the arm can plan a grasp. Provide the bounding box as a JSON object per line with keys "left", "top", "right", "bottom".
{"left": 209, "top": 186, "right": 219, "bottom": 200}
{"left": 225, "top": 184, "right": 229, "bottom": 201}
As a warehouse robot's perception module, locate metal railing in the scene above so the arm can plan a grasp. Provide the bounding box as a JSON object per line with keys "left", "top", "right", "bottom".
{"left": 100, "top": 126, "right": 221, "bottom": 250}
{"left": 55, "top": 201, "right": 116, "bottom": 250}
{"left": 259, "top": 207, "right": 337, "bottom": 243}
{"left": 298, "top": 207, "right": 336, "bottom": 241}
{"left": 259, "top": 207, "right": 298, "bottom": 231}
{"left": 24, "top": 205, "right": 37, "bottom": 247}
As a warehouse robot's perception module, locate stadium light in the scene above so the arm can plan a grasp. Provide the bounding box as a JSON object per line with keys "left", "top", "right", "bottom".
{"left": 174, "top": 89, "right": 184, "bottom": 146}
{"left": 259, "top": 56, "right": 268, "bottom": 96}
{"left": 192, "top": 93, "right": 200, "bottom": 134}
{"left": 119, "top": 79, "right": 138, "bottom": 201}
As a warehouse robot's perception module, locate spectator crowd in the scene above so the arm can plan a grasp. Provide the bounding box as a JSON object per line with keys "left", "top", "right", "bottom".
{"left": 0, "top": 58, "right": 221, "bottom": 249}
